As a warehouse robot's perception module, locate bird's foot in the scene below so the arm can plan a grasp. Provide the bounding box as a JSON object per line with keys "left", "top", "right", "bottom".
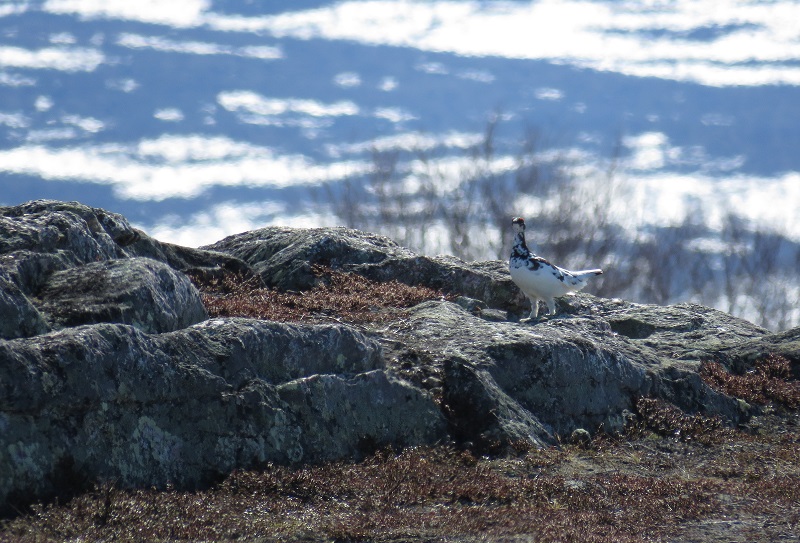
{"left": 520, "top": 315, "right": 544, "bottom": 324}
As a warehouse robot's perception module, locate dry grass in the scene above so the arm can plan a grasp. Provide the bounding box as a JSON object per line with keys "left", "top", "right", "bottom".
{"left": 190, "top": 265, "right": 448, "bottom": 324}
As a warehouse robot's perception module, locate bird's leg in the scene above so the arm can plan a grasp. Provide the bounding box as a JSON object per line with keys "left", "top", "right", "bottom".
{"left": 521, "top": 297, "right": 539, "bottom": 322}
{"left": 545, "top": 298, "right": 557, "bottom": 316}
{"left": 530, "top": 297, "right": 540, "bottom": 319}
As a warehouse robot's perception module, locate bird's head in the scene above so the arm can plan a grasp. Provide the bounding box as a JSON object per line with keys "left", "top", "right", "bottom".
{"left": 512, "top": 216, "right": 526, "bottom": 234}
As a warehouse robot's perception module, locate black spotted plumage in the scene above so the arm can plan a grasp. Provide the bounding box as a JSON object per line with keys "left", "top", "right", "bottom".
{"left": 508, "top": 217, "right": 603, "bottom": 321}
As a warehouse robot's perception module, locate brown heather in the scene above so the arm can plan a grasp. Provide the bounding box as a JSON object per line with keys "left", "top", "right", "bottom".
{"left": 701, "top": 354, "right": 800, "bottom": 409}
{"left": 630, "top": 397, "right": 726, "bottom": 444}
{"left": 190, "top": 266, "right": 449, "bottom": 324}
{"left": 3, "top": 425, "right": 800, "bottom": 543}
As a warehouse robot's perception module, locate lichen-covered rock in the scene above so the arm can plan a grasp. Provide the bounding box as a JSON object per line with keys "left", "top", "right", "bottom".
{"left": 127, "top": 234, "right": 256, "bottom": 284}
{"left": 0, "top": 200, "right": 248, "bottom": 280}
{"left": 0, "top": 318, "right": 441, "bottom": 510}
{"left": 203, "top": 226, "right": 419, "bottom": 290}
{"left": 34, "top": 257, "right": 206, "bottom": 333}
{"left": 391, "top": 299, "right": 756, "bottom": 446}
{"left": 0, "top": 270, "right": 49, "bottom": 339}
{"left": 442, "top": 357, "right": 553, "bottom": 450}
{"left": 0, "top": 200, "right": 132, "bottom": 265}
{"left": 0, "top": 200, "right": 254, "bottom": 340}
{"left": 720, "top": 326, "right": 800, "bottom": 376}
{"left": 157, "top": 317, "right": 384, "bottom": 386}
{"left": 204, "top": 227, "right": 527, "bottom": 312}
{"left": 277, "top": 370, "right": 446, "bottom": 462}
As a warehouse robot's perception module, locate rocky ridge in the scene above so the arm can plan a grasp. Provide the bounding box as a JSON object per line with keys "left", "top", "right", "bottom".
{"left": 1, "top": 200, "right": 795, "bottom": 513}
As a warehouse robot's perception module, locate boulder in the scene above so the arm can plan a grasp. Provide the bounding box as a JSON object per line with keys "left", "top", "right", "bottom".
{"left": 0, "top": 319, "right": 443, "bottom": 509}
{"left": 204, "top": 226, "right": 415, "bottom": 290}
{"left": 0, "top": 200, "right": 131, "bottom": 267}
{"left": 277, "top": 370, "right": 446, "bottom": 462}
{"left": 392, "top": 299, "right": 752, "bottom": 446}
{"left": 0, "top": 200, "right": 254, "bottom": 340}
{"left": 158, "top": 317, "right": 384, "bottom": 385}
{"left": 442, "top": 357, "right": 554, "bottom": 450}
{"left": 34, "top": 257, "right": 207, "bottom": 334}
{"left": 0, "top": 200, "right": 251, "bottom": 280}
{"left": 0, "top": 270, "right": 49, "bottom": 339}
{"left": 721, "top": 326, "right": 800, "bottom": 375}
{"left": 127, "top": 234, "right": 256, "bottom": 284}
{"left": 204, "top": 226, "right": 527, "bottom": 312}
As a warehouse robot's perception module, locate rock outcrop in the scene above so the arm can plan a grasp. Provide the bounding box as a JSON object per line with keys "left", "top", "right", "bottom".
{"left": 1, "top": 200, "right": 795, "bottom": 513}
{"left": 0, "top": 200, "right": 249, "bottom": 340}
{"left": 396, "top": 298, "right": 759, "bottom": 447}
{"left": 36, "top": 257, "right": 207, "bottom": 333}
{"left": 0, "top": 318, "right": 443, "bottom": 508}
{"left": 204, "top": 226, "right": 527, "bottom": 312}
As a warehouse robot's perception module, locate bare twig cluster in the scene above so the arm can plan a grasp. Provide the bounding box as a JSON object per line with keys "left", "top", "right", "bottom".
{"left": 325, "top": 122, "right": 799, "bottom": 330}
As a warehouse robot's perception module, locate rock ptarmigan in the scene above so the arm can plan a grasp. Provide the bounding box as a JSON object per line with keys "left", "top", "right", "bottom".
{"left": 509, "top": 217, "right": 603, "bottom": 322}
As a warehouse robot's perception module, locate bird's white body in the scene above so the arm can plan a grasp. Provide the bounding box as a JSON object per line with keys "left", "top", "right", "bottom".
{"left": 509, "top": 217, "right": 602, "bottom": 320}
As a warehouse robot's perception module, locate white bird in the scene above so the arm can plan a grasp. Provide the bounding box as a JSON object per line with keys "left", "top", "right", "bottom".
{"left": 509, "top": 217, "right": 603, "bottom": 322}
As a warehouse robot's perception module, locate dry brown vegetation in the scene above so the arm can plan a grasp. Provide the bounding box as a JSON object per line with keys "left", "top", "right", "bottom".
{"left": 701, "top": 355, "right": 800, "bottom": 409}
{"left": 191, "top": 265, "right": 448, "bottom": 324}
{"left": 629, "top": 397, "right": 726, "bottom": 444}
{"left": 3, "top": 411, "right": 799, "bottom": 542}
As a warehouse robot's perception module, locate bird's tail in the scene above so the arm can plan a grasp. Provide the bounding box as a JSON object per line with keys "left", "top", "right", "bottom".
{"left": 572, "top": 269, "right": 603, "bottom": 280}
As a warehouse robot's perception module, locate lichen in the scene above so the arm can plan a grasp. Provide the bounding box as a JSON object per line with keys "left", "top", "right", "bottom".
{"left": 126, "top": 416, "right": 184, "bottom": 484}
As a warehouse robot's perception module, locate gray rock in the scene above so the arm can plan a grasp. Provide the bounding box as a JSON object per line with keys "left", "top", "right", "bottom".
{"left": 570, "top": 428, "right": 592, "bottom": 446}
{"left": 0, "top": 319, "right": 440, "bottom": 509}
{"left": 720, "top": 326, "right": 800, "bottom": 376}
{"left": 277, "top": 370, "right": 446, "bottom": 462}
{"left": 203, "top": 226, "right": 419, "bottom": 290}
{"left": 0, "top": 270, "right": 49, "bottom": 339}
{"left": 204, "top": 227, "right": 527, "bottom": 311}
{"left": 127, "top": 234, "right": 256, "bottom": 284}
{"left": 0, "top": 200, "right": 131, "bottom": 266}
{"left": 391, "top": 299, "right": 755, "bottom": 444}
{"left": 442, "top": 357, "right": 553, "bottom": 450}
{"left": 34, "top": 257, "right": 207, "bottom": 334}
{"left": 157, "top": 317, "right": 384, "bottom": 386}
{"left": 0, "top": 200, "right": 254, "bottom": 340}
{"left": 0, "top": 200, "right": 249, "bottom": 280}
